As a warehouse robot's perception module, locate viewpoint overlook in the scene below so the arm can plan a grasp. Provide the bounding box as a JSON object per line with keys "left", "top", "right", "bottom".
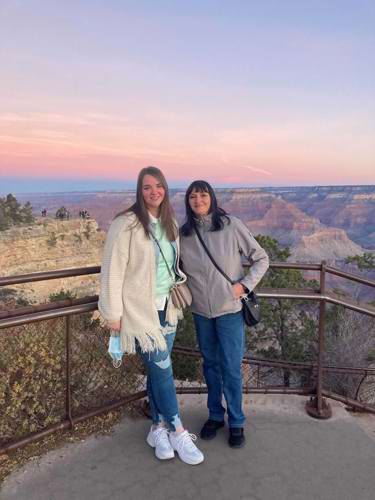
{"left": 1, "top": 185, "right": 374, "bottom": 499}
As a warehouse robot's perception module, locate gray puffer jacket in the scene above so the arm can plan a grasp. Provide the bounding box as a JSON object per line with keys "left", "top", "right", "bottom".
{"left": 180, "top": 215, "right": 269, "bottom": 319}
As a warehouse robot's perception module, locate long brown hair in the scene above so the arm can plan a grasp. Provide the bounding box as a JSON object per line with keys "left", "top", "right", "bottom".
{"left": 115, "top": 166, "right": 178, "bottom": 241}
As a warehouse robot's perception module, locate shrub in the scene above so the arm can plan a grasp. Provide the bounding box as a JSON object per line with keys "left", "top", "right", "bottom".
{"left": 46, "top": 232, "right": 58, "bottom": 248}
{"left": 324, "top": 306, "right": 375, "bottom": 400}
{"left": 83, "top": 224, "right": 92, "bottom": 240}
{"left": 0, "top": 194, "right": 34, "bottom": 231}
{"left": 0, "top": 318, "right": 66, "bottom": 441}
{"left": 0, "top": 314, "right": 144, "bottom": 447}
{"left": 49, "top": 289, "right": 77, "bottom": 302}
{"left": 73, "top": 233, "right": 82, "bottom": 244}
{"left": 172, "top": 310, "right": 202, "bottom": 382}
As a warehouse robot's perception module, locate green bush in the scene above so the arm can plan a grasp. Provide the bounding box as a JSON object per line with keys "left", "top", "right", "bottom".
{"left": 0, "top": 289, "right": 17, "bottom": 300}
{"left": 16, "top": 296, "right": 30, "bottom": 307}
{"left": 49, "top": 289, "right": 77, "bottom": 302}
{"left": 172, "top": 310, "right": 202, "bottom": 382}
{"left": 0, "top": 194, "right": 34, "bottom": 231}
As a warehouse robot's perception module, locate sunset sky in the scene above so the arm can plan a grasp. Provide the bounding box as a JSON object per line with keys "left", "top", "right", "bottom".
{"left": 1, "top": 0, "right": 374, "bottom": 193}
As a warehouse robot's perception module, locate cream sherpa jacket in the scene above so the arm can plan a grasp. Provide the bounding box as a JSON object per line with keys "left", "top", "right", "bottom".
{"left": 98, "top": 213, "right": 184, "bottom": 354}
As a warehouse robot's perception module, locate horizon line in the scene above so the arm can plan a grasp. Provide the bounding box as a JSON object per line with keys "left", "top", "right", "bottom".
{"left": 1, "top": 183, "right": 374, "bottom": 197}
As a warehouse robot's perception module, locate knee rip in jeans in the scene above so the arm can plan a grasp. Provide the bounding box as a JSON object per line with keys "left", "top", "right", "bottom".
{"left": 154, "top": 355, "right": 171, "bottom": 370}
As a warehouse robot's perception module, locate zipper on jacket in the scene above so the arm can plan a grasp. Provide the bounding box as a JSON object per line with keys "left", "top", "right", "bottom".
{"left": 197, "top": 224, "right": 215, "bottom": 318}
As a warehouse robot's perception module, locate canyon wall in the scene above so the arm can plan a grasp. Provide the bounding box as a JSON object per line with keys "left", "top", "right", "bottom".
{"left": 0, "top": 218, "right": 105, "bottom": 303}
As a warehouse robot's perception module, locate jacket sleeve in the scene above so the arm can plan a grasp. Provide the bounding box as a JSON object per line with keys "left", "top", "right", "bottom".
{"left": 233, "top": 218, "right": 269, "bottom": 292}
{"left": 174, "top": 234, "right": 188, "bottom": 283}
{"left": 98, "top": 218, "right": 131, "bottom": 322}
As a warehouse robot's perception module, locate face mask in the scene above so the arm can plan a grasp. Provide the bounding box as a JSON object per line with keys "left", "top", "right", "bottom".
{"left": 108, "top": 334, "right": 123, "bottom": 368}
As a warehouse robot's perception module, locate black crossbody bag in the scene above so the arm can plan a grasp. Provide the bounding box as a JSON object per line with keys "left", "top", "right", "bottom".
{"left": 194, "top": 226, "right": 260, "bottom": 327}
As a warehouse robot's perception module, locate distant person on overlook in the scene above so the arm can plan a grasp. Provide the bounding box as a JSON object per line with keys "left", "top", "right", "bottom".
{"left": 98, "top": 166, "right": 204, "bottom": 465}
{"left": 180, "top": 180, "right": 269, "bottom": 448}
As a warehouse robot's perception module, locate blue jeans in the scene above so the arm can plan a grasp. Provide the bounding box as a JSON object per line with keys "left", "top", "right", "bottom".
{"left": 137, "top": 309, "right": 182, "bottom": 431}
{"left": 193, "top": 311, "right": 245, "bottom": 428}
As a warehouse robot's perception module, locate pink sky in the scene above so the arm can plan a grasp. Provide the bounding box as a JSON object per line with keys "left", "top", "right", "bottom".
{"left": 1, "top": 1, "right": 374, "bottom": 190}
{"left": 1, "top": 110, "right": 373, "bottom": 187}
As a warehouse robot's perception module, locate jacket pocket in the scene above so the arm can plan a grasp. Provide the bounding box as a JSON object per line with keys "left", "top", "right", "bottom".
{"left": 224, "top": 280, "right": 237, "bottom": 301}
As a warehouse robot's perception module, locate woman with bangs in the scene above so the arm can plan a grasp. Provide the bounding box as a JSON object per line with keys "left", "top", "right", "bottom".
{"left": 98, "top": 167, "right": 204, "bottom": 465}
{"left": 180, "top": 180, "right": 269, "bottom": 448}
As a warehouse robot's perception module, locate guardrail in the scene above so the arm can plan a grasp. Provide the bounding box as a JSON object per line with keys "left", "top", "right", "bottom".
{"left": 0, "top": 262, "right": 374, "bottom": 454}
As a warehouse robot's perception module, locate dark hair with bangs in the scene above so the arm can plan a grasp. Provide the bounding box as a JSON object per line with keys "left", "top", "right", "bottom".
{"left": 115, "top": 166, "right": 178, "bottom": 241}
{"left": 180, "top": 180, "right": 230, "bottom": 236}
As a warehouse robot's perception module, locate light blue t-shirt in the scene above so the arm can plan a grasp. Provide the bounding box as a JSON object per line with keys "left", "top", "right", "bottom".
{"left": 149, "top": 214, "right": 176, "bottom": 309}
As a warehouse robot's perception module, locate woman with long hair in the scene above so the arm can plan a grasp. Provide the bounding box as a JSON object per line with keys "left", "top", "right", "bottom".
{"left": 180, "top": 180, "right": 269, "bottom": 448}
{"left": 98, "top": 167, "right": 204, "bottom": 465}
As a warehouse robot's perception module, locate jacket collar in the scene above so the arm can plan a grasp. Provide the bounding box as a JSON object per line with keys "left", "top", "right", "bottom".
{"left": 195, "top": 213, "right": 213, "bottom": 227}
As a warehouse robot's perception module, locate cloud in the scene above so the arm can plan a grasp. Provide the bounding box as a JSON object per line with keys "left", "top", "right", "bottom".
{"left": 240, "top": 165, "right": 272, "bottom": 176}
{"left": 0, "top": 112, "right": 92, "bottom": 126}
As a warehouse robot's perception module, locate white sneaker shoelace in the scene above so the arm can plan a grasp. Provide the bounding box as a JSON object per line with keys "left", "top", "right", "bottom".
{"left": 147, "top": 426, "right": 174, "bottom": 460}
{"left": 175, "top": 432, "right": 198, "bottom": 453}
{"left": 153, "top": 426, "right": 170, "bottom": 447}
{"left": 171, "top": 430, "right": 204, "bottom": 465}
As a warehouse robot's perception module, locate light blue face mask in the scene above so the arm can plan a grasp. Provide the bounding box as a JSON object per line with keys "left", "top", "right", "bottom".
{"left": 108, "top": 334, "right": 123, "bottom": 368}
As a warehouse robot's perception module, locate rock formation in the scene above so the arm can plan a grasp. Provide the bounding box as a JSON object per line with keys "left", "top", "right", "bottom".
{"left": 0, "top": 218, "right": 105, "bottom": 303}
{"left": 264, "top": 186, "right": 375, "bottom": 249}
{"left": 290, "top": 228, "right": 364, "bottom": 264}
{"left": 14, "top": 185, "right": 373, "bottom": 270}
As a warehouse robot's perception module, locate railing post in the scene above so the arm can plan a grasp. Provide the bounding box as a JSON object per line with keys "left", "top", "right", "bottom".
{"left": 65, "top": 315, "right": 74, "bottom": 429}
{"left": 306, "top": 260, "right": 332, "bottom": 419}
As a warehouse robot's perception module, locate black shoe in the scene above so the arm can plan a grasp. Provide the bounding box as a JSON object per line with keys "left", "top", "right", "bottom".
{"left": 228, "top": 427, "right": 246, "bottom": 448}
{"left": 200, "top": 419, "right": 225, "bottom": 440}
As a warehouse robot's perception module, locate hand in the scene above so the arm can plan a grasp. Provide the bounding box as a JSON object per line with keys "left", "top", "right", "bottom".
{"left": 232, "top": 283, "right": 246, "bottom": 299}
{"left": 106, "top": 319, "right": 121, "bottom": 331}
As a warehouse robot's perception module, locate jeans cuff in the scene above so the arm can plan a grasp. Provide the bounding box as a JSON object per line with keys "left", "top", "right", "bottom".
{"left": 209, "top": 412, "right": 225, "bottom": 422}
{"left": 228, "top": 420, "right": 246, "bottom": 428}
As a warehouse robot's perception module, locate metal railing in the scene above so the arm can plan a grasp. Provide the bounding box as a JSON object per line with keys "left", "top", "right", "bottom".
{"left": 0, "top": 262, "right": 374, "bottom": 454}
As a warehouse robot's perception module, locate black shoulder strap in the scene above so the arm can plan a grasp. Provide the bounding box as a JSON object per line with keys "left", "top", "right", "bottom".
{"left": 194, "top": 225, "right": 235, "bottom": 285}
{"left": 150, "top": 232, "right": 175, "bottom": 282}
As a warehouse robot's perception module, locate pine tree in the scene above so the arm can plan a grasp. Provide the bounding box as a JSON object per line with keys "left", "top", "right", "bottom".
{"left": 250, "top": 235, "right": 319, "bottom": 386}
{"left": 0, "top": 200, "right": 10, "bottom": 230}
{"left": 0, "top": 194, "right": 35, "bottom": 230}
{"left": 20, "top": 201, "right": 34, "bottom": 224}
{"left": 346, "top": 252, "right": 375, "bottom": 271}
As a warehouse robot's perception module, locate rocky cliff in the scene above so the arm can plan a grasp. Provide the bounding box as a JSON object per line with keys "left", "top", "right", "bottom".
{"left": 16, "top": 186, "right": 372, "bottom": 268}
{"left": 264, "top": 186, "right": 375, "bottom": 249}
{"left": 290, "top": 228, "right": 364, "bottom": 264}
{"left": 0, "top": 218, "right": 105, "bottom": 303}
{"left": 210, "top": 190, "right": 365, "bottom": 261}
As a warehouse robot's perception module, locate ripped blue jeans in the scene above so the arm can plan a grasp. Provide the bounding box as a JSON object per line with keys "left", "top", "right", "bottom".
{"left": 137, "top": 309, "right": 182, "bottom": 431}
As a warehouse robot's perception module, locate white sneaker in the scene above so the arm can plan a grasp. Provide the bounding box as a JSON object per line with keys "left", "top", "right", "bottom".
{"left": 169, "top": 430, "right": 204, "bottom": 465}
{"left": 146, "top": 426, "right": 175, "bottom": 460}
